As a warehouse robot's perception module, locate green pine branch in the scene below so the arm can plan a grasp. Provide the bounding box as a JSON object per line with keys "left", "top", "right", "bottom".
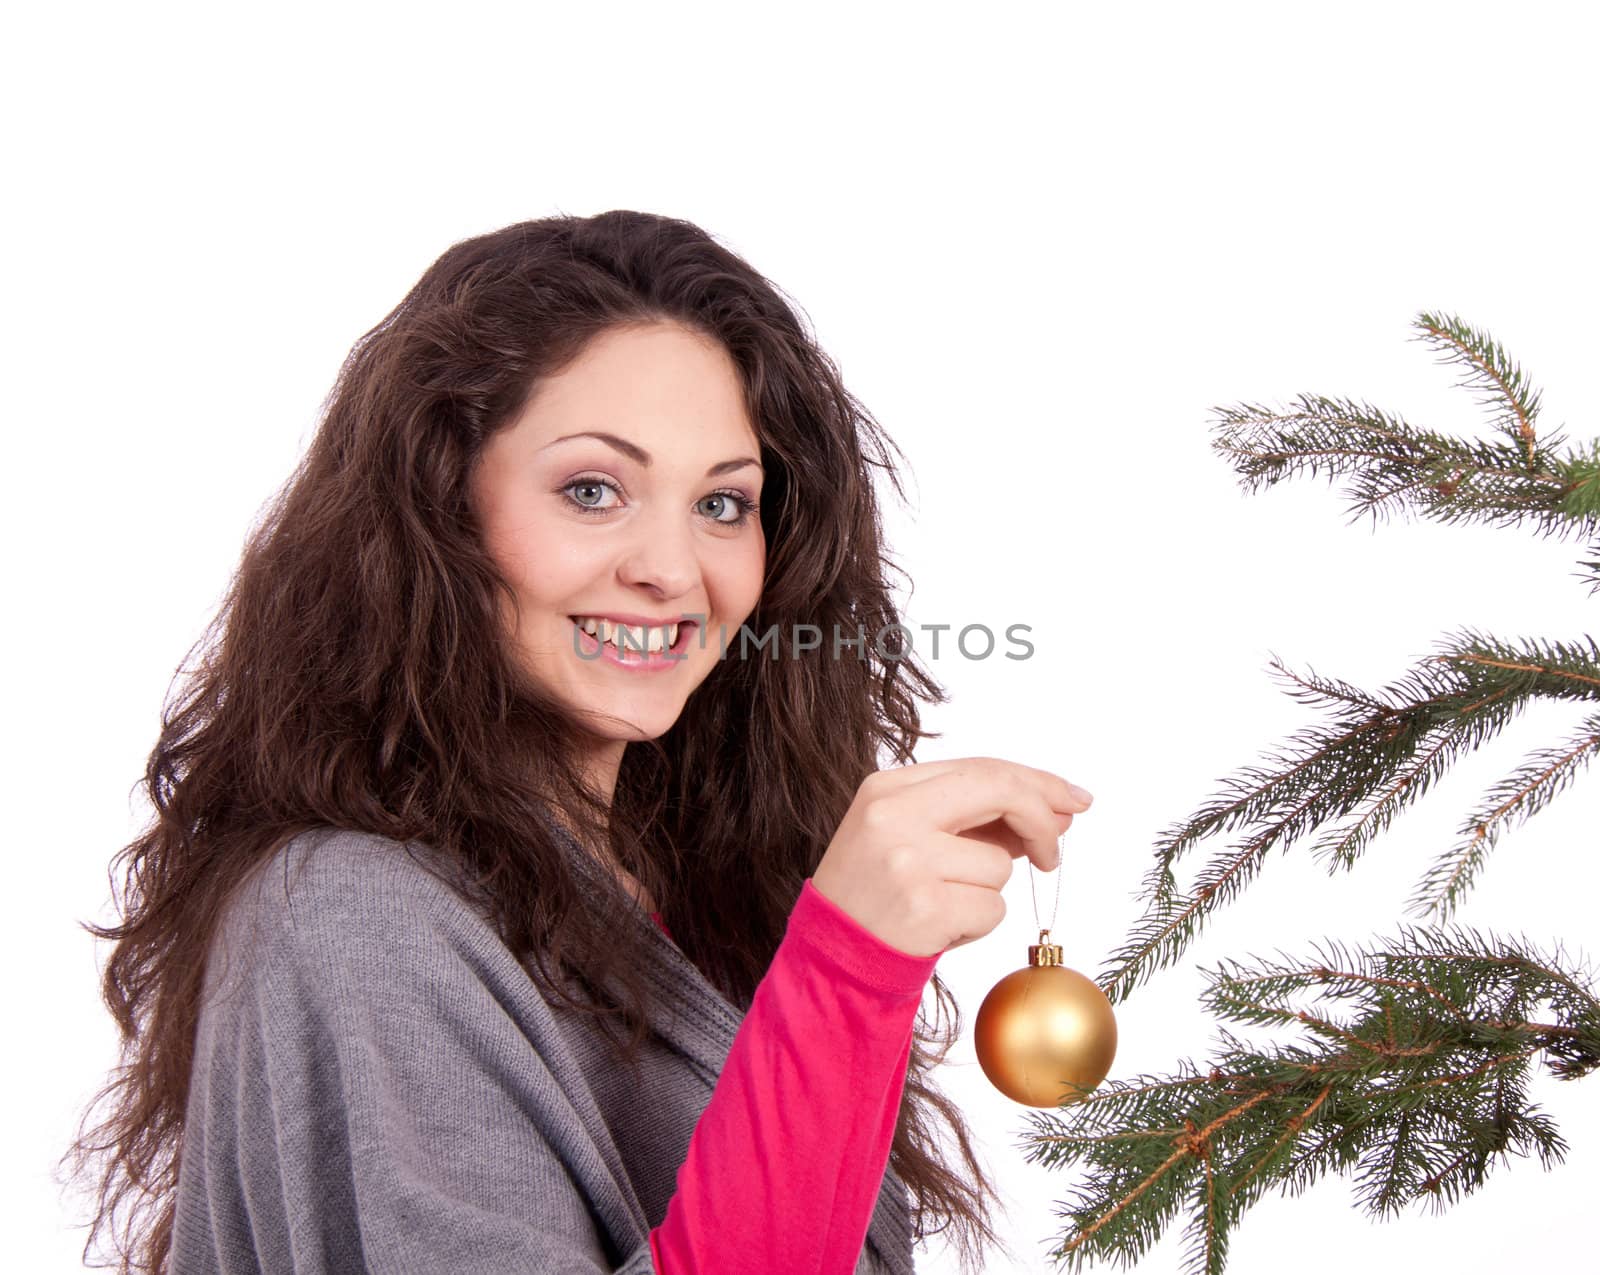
{"left": 1024, "top": 929, "right": 1600, "bottom": 1275}
{"left": 1102, "top": 313, "right": 1600, "bottom": 1002}
{"left": 1412, "top": 311, "right": 1543, "bottom": 465}
{"left": 1026, "top": 312, "right": 1600, "bottom": 1272}
{"left": 1104, "top": 627, "right": 1600, "bottom": 1007}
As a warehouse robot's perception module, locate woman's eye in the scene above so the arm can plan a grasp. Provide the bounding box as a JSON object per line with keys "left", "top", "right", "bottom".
{"left": 699, "top": 492, "right": 760, "bottom": 525}
{"left": 562, "top": 477, "right": 621, "bottom": 513}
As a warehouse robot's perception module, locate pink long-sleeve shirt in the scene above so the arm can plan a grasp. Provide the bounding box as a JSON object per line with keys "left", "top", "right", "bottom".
{"left": 646, "top": 878, "right": 943, "bottom": 1274}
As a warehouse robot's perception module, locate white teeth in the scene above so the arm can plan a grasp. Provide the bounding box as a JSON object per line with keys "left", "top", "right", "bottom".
{"left": 571, "top": 617, "right": 681, "bottom": 656}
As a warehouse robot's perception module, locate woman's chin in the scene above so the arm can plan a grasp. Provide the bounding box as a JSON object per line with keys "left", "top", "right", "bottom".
{"left": 567, "top": 703, "right": 685, "bottom": 743}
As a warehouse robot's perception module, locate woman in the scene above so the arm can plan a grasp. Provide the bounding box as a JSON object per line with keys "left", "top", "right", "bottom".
{"left": 64, "top": 210, "right": 1089, "bottom": 1274}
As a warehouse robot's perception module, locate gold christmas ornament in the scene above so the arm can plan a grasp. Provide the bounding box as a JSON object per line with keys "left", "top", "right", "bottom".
{"left": 974, "top": 834, "right": 1118, "bottom": 1108}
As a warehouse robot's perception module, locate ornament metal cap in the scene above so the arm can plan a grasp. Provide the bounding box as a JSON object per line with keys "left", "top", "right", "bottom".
{"left": 1028, "top": 929, "right": 1064, "bottom": 967}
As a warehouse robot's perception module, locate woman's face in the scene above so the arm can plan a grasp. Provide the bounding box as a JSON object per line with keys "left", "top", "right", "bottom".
{"left": 470, "top": 321, "right": 767, "bottom": 753}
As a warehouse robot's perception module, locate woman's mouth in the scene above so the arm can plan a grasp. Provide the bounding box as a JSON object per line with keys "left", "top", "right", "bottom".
{"left": 567, "top": 616, "right": 699, "bottom": 671}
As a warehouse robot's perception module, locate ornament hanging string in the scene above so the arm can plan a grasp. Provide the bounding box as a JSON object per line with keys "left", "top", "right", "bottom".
{"left": 1028, "top": 830, "right": 1064, "bottom": 944}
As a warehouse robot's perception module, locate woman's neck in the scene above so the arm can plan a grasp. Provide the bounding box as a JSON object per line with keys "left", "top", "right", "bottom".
{"left": 543, "top": 792, "right": 657, "bottom": 914}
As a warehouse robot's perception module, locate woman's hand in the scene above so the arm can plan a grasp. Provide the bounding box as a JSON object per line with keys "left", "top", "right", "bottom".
{"left": 810, "top": 757, "right": 1094, "bottom": 958}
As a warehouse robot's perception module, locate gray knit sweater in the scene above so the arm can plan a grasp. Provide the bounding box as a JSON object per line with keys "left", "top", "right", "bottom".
{"left": 169, "top": 824, "right": 917, "bottom": 1273}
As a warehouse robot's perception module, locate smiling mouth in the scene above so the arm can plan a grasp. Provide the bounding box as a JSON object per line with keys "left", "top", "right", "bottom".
{"left": 567, "top": 617, "right": 699, "bottom": 662}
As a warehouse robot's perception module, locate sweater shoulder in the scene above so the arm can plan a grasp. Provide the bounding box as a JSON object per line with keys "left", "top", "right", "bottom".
{"left": 207, "top": 827, "right": 504, "bottom": 991}
{"left": 238, "top": 825, "right": 480, "bottom": 920}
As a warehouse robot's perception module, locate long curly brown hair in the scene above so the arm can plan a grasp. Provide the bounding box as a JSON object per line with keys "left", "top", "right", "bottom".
{"left": 61, "top": 209, "right": 1017, "bottom": 1274}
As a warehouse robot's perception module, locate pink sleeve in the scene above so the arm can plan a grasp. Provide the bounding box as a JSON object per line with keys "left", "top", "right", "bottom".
{"left": 647, "top": 878, "right": 942, "bottom": 1275}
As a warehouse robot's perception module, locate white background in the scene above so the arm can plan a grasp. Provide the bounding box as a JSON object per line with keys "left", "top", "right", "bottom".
{"left": 7, "top": 3, "right": 1597, "bottom": 1271}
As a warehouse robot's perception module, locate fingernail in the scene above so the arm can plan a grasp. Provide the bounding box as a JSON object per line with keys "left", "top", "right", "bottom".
{"left": 1067, "top": 782, "right": 1094, "bottom": 804}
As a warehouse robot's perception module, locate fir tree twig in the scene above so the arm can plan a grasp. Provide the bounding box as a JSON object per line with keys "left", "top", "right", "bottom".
{"left": 1024, "top": 930, "right": 1600, "bottom": 1275}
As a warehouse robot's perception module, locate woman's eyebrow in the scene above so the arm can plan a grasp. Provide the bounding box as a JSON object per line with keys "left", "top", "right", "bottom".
{"left": 542, "top": 430, "right": 763, "bottom": 477}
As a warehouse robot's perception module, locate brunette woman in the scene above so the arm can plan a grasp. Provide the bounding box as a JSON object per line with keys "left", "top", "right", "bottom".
{"left": 66, "top": 210, "right": 1090, "bottom": 1274}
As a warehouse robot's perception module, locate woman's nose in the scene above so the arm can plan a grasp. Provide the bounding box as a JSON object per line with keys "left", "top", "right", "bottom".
{"left": 615, "top": 505, "right": 700, "bottom": 596}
